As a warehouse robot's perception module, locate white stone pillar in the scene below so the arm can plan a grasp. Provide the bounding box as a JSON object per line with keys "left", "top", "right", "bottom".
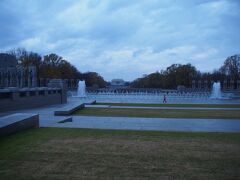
{"left": 0, "top": 69, "right": 3, "bottom": 87}
{"left": 192, "top": 80, "right": 195, "bottom": 89}
{"left": 198, "top": 80, "right": 201, "bottom": 89}
{"left": 30, "top": 66, "right": 37, "bottom": 87}
{"left": 237, "top": 80, "right": 240, "bottom": 89}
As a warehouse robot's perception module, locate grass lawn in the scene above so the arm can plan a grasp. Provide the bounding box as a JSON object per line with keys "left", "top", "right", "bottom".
{"left": 0, "top": 128, "right": 240, "bottom": 179}
{"left": 74, "top": 108, "right": 240, "bottom": 119}
{"left": 96, "top": 102, "right": 240, "bottom": 108}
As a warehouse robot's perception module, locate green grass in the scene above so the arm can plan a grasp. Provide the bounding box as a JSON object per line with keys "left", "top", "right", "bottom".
{"left": 96, "top": 102, "right": 240, "bottom": 108}
{"left": 74, "top": 108, "right": 240, "bottom": 119}
{"left": 0, "top": 128, "right": 240, "bottom": 179}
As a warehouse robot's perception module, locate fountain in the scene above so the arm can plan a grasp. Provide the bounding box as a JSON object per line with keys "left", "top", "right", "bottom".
{"left": 77, "top": 80, "right": 86, "bottom": 97}
{"left": 69, "top": 79, "right": 240, "bottom": 103}
{"left": 210, "top": 82, "right": 222, "bottom": 99}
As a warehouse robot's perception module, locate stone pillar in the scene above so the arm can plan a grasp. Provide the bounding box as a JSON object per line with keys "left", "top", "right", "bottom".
{"left": 42, "top": 78, "right": 45, "bottom": 86}
{"left": 6, "top": 69, "right": 10, "bottom": 87}
{"left": 211, "top": 81, "right": 214, "bottom": 89}
{"left": 208, "top": 80, "right": 212, "bottom": 89}
{"left": 198, "top": 80, "right": 201, "bottom": 89}
{"left": 27, "top": 66, "right": 37, "bottom": 87}
{"left": 227, "top": 79, "right": 231, "bottom": 89}
{"left": 21, "top": 68, "right": 26, "bottom": 87}
{"left": 40, "top": 78, "right": 45, "bottom": 87}
{"left": 68, "top": 79, "right": 71, "bottom": 89}
{"left": 63, "top": 79, "right": 67, "bottom": 89}
{"left": 28, "top": 68, "right": 31, "bottom": 87}
{"left": 204, "top": 80, "right": 208, "bottom": 90}
{"left": 31, "top": 66, "right": 37, "bottom": 87}
{"left": 230, "top": 80, "right": 234, "bottom": 90}
{"left": 0, "top": 69, "right": 5, "bottom": 87}
{"left": 77, "top": 79, "right": 80, "bottom": 89}
{"left": 11, "top": 70, "right": 17, "bottom": 87}
{"left": 68, "top": 79, "right": 71, "bottom": 88}
{"left": 67, "top": 79, "right": 71, "bottom": 89}
{"left": 3, "top": 71, "right": 7, "bottom": 87}
{"left": 47, "top": 79, "right": 67, "bottom": 103}
{"left": 73, "top": 79, "right": 76, "bottom": 89}
{"left": 20, "top": 68, "right": 24, "bottom": 88}
{"left": 16, "top": 68, "right": 21, "bottom": 87}
{"left": 75, "top": 79, "right": 78, "bottom": 89}
{"left": 201, "top": 81, "right": 204, "bottom": 89}
{"left": 71, "top": 79, "right": 73, "bottom": 89}
{"left": 237, "top": 80, "right": 240, "bottom": 89}
{"left": 8, "top": 68, "right": 12, "bottom": 87}
{"left": 11, "top": 68, "right": 16, "bottom": 87}
{"left": 223, "top": 80, "right": 227, "bottom": 90}
{"left": 192, "top": 80, "right": 195, "bottom": 89}
{"left": 46, "top": 78, "right": 50, "bottom": 86}
{"left": 0, "top": 69, "right": 3, "bottom": 87}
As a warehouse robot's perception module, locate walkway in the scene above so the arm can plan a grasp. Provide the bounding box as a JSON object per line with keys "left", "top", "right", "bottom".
{"left": 0, "top": 98, "right": 240, "bottom": 133}
{"left": 41, "top": 116, "right": 240, "bottom": 133}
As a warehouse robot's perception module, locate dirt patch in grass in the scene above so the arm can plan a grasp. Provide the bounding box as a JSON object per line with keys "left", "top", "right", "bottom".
{"left": 0, "top": 128, "right": 240, "bottom": 179}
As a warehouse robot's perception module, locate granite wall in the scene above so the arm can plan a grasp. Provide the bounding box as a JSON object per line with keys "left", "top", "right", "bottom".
{"left": 0, "top": 87, "right": 66, "bottom": 112}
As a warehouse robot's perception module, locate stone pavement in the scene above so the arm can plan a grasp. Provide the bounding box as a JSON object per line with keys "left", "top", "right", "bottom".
{"left": 0, "top": 98, "right": 240, "bottom": 133}
{"left": 51, "top": 116, "right": 240, "bottom": 133}
{"left": 0, "top": 98, "right": 91, "bottom": 127}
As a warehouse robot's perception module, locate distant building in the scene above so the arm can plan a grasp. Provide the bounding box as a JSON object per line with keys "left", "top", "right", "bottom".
{"left": 107, "top": 79, "right": 131, "bottom": 89}
{"left": 110, "top": 79, "right": 126, "bottom": 86}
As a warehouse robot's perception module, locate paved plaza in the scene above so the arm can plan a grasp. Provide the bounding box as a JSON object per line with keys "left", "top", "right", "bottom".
{"left": 49, "top": 116, "right": 240, "bottom": 133}
{"left": 1, "top": 97, "right": 240, "bottom": 133}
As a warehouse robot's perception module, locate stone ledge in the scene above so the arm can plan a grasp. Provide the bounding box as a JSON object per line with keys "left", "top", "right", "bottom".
{"left": 54, "top": 100, "right": 96, "bottom": 116}
{"left": 0, "top": 113, "right": 39, "bottom": 137}
{"left": 54, "top": 103, "right": 85, "bottom": 116}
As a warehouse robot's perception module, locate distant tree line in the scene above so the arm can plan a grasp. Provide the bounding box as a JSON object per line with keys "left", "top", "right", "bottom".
{"left": 131, "top": 54, "right": 240, "bottom": 89}
{"left": 4, "top": 48, "right": 239, "bottom": 89}
{"left": 6, "top": 48, "right": 106, "bottom": 88}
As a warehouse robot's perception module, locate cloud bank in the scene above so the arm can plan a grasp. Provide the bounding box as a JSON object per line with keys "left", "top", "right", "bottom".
{"left": 0, "top": 0, "right": 239, "bottom": 80}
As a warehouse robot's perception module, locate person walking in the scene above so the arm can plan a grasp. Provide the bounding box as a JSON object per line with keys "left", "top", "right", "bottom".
{"left": 163, "top": 94, "right": 167, "bottom": 103}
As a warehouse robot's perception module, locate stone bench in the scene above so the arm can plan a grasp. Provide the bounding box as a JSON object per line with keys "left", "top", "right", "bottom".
{"left": 0, "top": 113, "right": 39, "bottom": 137}
{"left": 54, "top": 100, "right": 96, "bottom": 116}
{"left": 54, "top": 103, "right": 85, "bottom": 116}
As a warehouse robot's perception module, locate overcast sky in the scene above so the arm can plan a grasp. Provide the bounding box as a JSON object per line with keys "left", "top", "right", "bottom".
{"left": 0, "top": 0, "right": 239, "bottom": 81}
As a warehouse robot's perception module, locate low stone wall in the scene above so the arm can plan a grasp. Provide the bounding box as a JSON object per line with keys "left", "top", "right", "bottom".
{"left": 0, "top": 87, "right": 66, "bottom": 112}
{"left": 0, "top": 113, "right": 39, "bottom": 137}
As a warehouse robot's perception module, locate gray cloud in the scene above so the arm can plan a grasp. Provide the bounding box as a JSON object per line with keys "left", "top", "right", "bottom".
{"left": 0, "top": 0, "right": 239, "bottom": 80}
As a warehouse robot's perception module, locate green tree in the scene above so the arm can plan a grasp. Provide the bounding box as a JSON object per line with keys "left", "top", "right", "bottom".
{"left": 220, "top": 54, "right": 240, "bottom": 80}
{"left": 58, "top": 60, "right": 80, "bottom": 79}
{"left": 82, "top": 72, "right": 106, "bottom": 88}
{"left": 41, "top": 54, "right": 66, "bottom": 78}
{"left": 164, "top": 63, "right": 198, "bottom": 88}
{"left": 6, "top": 48, "right": 107, "bottom": 87}
{"left": 7, "top": 48, "right": 43, "bottom": 83}
{"left": 43, "top": 53, "right": 64, "bottom": 66}
{"left": 131, "top": 64, "right": 198, "bottom": 89}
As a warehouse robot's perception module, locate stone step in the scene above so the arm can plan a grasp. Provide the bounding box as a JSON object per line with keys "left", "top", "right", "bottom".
{"left": 0, "top": 113, "right": 39, "bottom": 137}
